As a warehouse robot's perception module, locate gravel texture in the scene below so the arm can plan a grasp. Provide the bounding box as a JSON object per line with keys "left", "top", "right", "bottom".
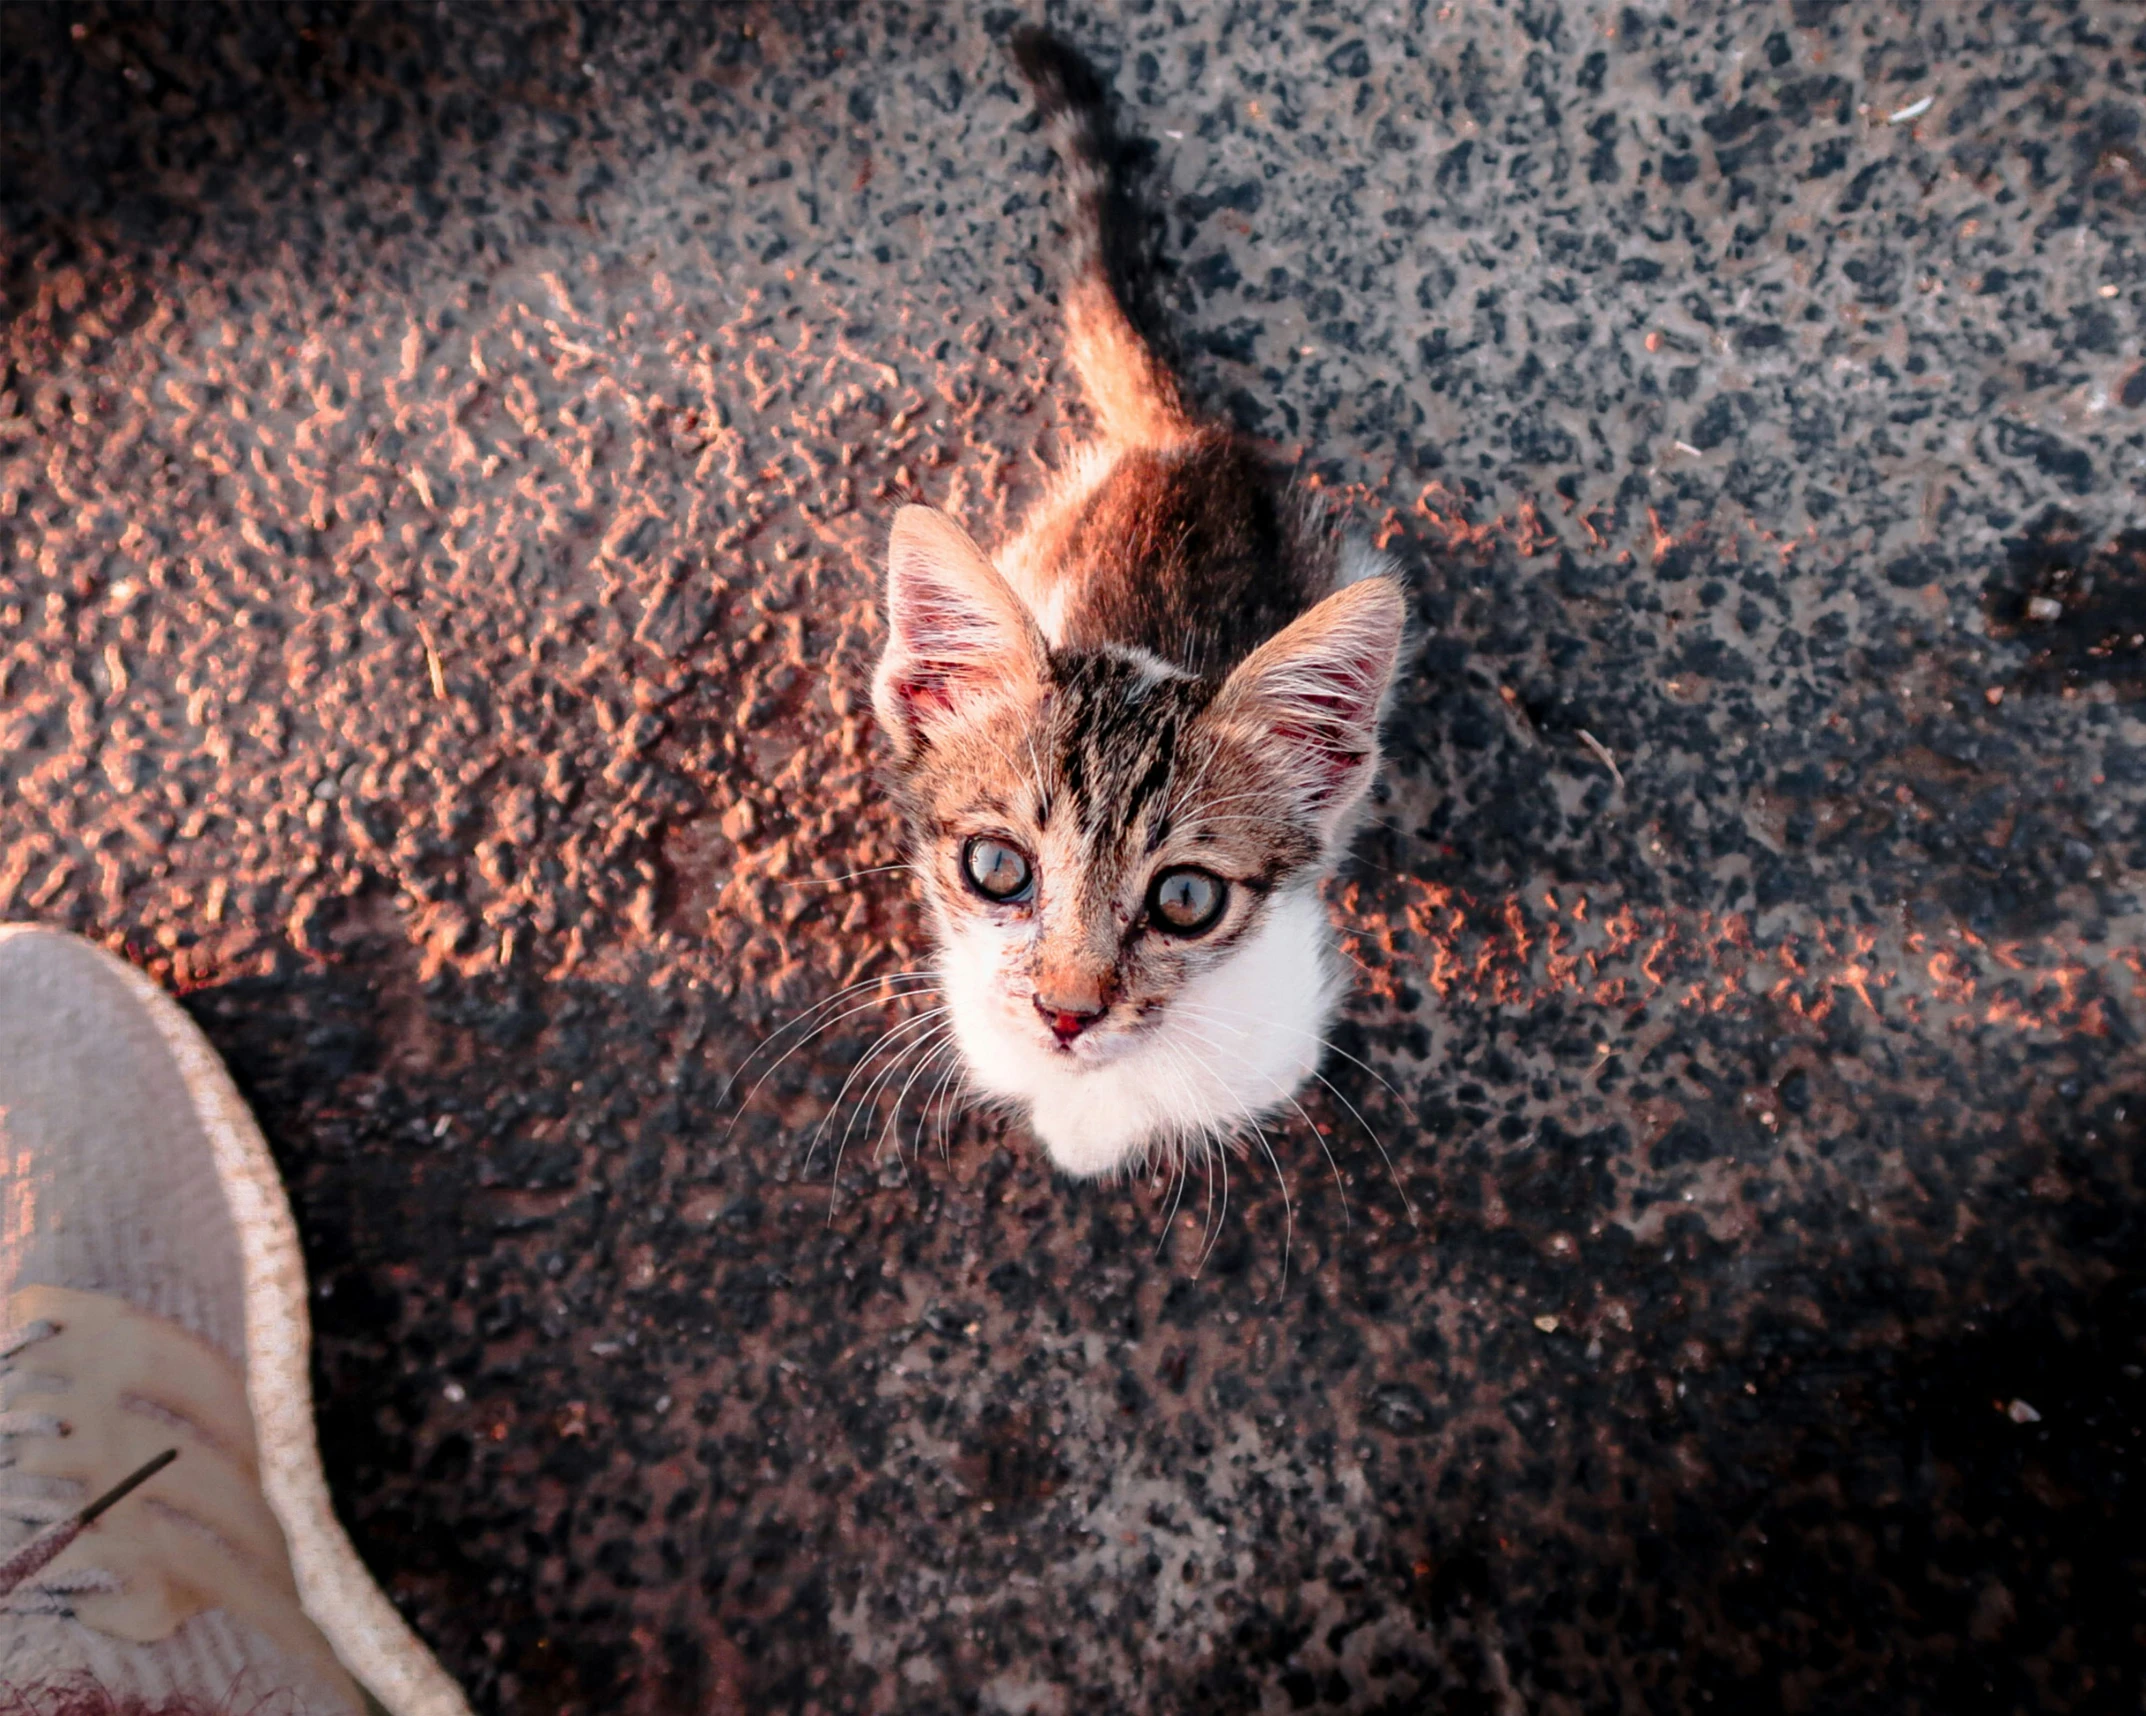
{"left": 4, "top": 2, "right": 2144, "bottom": 1711}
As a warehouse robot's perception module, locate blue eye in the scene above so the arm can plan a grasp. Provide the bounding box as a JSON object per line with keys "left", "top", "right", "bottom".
{"left": 962, "top": 836, "right": 1034, "bottom": 903}
{"left": 1148, "top": 867, "right": 1226, "bottom": 935}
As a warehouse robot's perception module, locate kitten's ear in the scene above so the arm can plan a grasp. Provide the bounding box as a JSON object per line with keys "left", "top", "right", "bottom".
{"left": 1204, "top": 576, "right": 1406, "bottom": 844}
{"left": 874, "top": 505, "right": 1047, "bottom": 757}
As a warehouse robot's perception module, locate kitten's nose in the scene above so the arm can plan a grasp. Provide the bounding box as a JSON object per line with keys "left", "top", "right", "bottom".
{"left": 1034, "top": 995, "right": 1105, "bottom": 1044}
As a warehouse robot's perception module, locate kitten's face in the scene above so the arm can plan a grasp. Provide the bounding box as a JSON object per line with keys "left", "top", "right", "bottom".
{"left": 900, "top": 652, "right": 1322, "bottom": 1077}
{"left": 872, "top": 505, "right": 1402, "bottom": 1176}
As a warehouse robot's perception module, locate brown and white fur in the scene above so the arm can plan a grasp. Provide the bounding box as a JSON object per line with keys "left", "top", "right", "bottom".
{"left": 870, "top": 27, "right": 1406, "bottom": 1178}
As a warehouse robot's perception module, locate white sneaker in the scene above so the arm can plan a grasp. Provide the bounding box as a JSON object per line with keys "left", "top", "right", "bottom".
{"left": 0, "top": 925, "right": 471, "bottom": 1716}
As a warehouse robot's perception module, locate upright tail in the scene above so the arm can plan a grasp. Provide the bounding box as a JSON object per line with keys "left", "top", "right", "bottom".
{"left": 1010, "top": 26, "right": 1192, "bottom": 448}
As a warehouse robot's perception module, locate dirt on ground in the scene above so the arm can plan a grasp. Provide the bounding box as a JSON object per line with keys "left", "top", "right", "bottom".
{"left": 3, "top": 3, "right": 2144, "bottom": 1712}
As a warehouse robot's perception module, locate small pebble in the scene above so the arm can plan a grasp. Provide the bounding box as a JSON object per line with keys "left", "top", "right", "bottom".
{"left": 1533, "top": 1314, "right": 1560, "bottom": 1333}
{"left": 2026, "top": 595, "right": 2064, "bottom": 622}
{"left": 2005, "top": 1398, "right": 2042, "bottom": 1424}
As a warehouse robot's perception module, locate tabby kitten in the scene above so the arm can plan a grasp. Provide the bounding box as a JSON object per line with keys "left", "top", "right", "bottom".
{"left": 871, "top": 27, "right": 1405, "bottom": 1178}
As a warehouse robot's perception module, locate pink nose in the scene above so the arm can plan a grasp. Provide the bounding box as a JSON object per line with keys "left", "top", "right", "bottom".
{"left": 1035, "top": 998, "right": 1104, "bottom": 1044}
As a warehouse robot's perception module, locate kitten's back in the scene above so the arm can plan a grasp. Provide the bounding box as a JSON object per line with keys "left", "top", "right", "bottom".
{"left": 1032, "top": 435, "right": 1342, "bottom": 683}
{"left": 1010, "top": 28, "right": 1352, "bottom": 683}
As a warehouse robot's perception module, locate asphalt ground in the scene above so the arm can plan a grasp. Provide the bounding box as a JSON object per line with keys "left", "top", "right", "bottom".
{"left": 3, "top": 3, "right": 2143, "bottom": 1711}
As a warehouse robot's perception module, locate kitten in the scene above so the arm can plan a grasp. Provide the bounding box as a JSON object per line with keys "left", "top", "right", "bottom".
{"left": 870, "top": 27, "right": 1405, "bottom": 1178}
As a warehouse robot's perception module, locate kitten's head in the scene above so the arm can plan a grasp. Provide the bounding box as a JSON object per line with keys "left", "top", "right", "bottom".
{"left": 872, "top": 505, "right": 1404, "bottom": 1175}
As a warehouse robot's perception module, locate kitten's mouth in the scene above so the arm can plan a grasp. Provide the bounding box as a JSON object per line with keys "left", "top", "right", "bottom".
{"left": 1030, "top": 1002, "right": 1188, "bottom": 1064}
{"left": 1020, "top": 1014, "right": 1127, "bottom": 1066}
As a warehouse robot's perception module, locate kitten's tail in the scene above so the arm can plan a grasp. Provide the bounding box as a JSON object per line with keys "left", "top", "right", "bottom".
{"left": 1010, "top": 25, "right": 1191, "bottom": 449}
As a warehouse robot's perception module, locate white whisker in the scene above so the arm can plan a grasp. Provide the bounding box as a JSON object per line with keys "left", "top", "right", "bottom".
{"left": 719, "top": 971, "right": 941, "bottom": 1114}
{"left": 1149, "top": 1038, "right": 1215, "bottom": 1264}
{"left": 876, "top": 1025, "right": 960, "bottom": 1167}
{"left": 1169, "top": 1015, "right": 1340, "bottom": 1237}
{"left": 824, "top": 1024, "right": 948, "bottom": 1223}
{"left": 1203, "top": 1140, "right": 1231, "bottom": 1278}
{"left": 920, "top": 1039, "right": 966, "bottom": 1163}
{"left": 1168, "top": 997, "right": 1406, "bottom": 1101}
{"left": 1199, "top": 1135, "right": 1217, "bottom": 1270}
{"left": 1155, "top": 1147, "right": 1192, "bottom": 1260}
{"left": 836, "top": 1015, "right": 953, "bottom": 1176}
{"left": 1241, "top": 1105, "right": 1294, "bottom": 1291}
{"left": 807, "top": 1005, "right": 951, "bottom": 1184}
{"left": 726, "top": 984, "right": 945, "bottom": 1138}
{"left": 1170, "top": 1000, "right": 1410, "bottom": 1222}
{"left": 933, "top": 1050, "right": 970, "bottom": 1163}
{"left": 777, "top": 864, "right": 916, "bottom": 889}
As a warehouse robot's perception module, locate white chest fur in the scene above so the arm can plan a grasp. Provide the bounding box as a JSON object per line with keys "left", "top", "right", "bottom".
{"left": 938, "top": 887, "right": 1344, "bottom": 1176}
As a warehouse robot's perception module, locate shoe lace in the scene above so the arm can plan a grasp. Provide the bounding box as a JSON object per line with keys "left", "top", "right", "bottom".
{"left": 0, "top": 1317, "right": 160, "bottom": 1607}
{"left": 0, "top": 1319, "right": 67, "bottom": 1450}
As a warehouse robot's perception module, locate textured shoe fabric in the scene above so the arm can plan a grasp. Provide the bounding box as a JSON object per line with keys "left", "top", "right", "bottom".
{"left": 0, "top": 925, "right": 469, "bottom": 1716}
{"left": 0, "top": 925, "right": 249, "bottom": 1361}
{"left": 4, "top": 1285, "right": 369, "bottom": 1711}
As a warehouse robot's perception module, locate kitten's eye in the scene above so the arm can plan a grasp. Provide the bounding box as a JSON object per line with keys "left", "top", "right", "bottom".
{"left": 962, "top": 836, "right": 1034, "bottom": 903}
{"left": 1148, "top": 866, "right": 1226, "bottom": 935}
